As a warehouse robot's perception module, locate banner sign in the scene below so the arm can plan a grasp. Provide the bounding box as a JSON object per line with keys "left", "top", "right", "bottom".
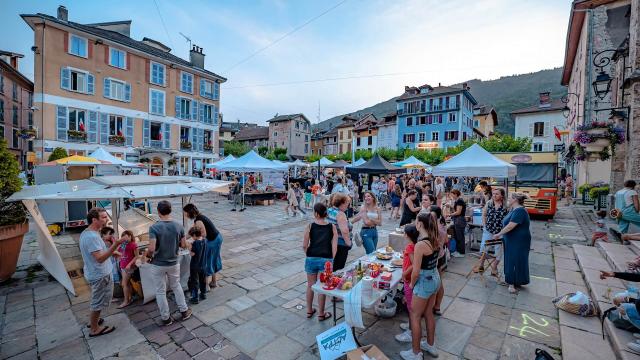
{"left": 316, "top": 322, "right": 357, "bottom": 360}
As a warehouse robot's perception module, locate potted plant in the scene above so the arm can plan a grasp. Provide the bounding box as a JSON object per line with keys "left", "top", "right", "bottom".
{"left": 581, "top": 121, "right": 609, "bottom": 136}
{"left": 67, "top": 129, "right": 87, "bottom": 140}
{"left": 108, "top": 134, "right": 126, "bottom": 145}
{"left": 180, "top": 141, "right": 192, "bottom": 150}
{"left": 0, "top": 140, "right": 29, "bottom": 282}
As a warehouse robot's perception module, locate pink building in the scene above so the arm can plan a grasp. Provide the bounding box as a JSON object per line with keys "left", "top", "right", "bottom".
{"left": 267, "top": 113, "right": 310, "bottom": 159}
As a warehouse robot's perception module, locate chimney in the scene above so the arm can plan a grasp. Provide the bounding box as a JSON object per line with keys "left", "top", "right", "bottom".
{"left": 189, "top": 45, "right": 205, "bottom": 69}
{"left": 438, "top": 82, "right": 441, "bottom": 87}
{"left": 539, "top": 92, "right": 551, "bottom": 108}
{"left": 10, "top": 56, "right": 18, "bottom": 69}
{"left": 462, "top": 82, "right": 468, "bottom": 90}
{"left": 57, "top": 5, "right": 68, "bottom": 21}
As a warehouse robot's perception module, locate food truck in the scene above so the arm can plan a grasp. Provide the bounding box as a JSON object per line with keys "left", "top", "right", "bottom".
{"left": 493, "top": 152, "right": 559, "bottom": 217}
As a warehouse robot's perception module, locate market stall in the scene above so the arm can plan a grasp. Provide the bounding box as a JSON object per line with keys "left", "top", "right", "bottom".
{"left": 394, "top": 155, "right": 432, "bottom": 171}
{"left": 89, "top": 147, "right": 144, "bottom": 168}
{"left": 8, "top": 175, "right": 230, "bottom": 296}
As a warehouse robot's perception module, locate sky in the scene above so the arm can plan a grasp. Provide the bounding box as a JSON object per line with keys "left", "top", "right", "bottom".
{"left": 1, "top": 0, "right": 572, "bottom": 125}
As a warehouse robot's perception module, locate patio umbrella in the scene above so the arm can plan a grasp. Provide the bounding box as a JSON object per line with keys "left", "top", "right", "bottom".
{"left": 41, "top": 155, "right": 103, "bottom": 166}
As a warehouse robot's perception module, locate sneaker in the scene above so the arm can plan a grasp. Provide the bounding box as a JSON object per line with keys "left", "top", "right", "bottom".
{"left": 634, "top": 333, "right": 640, "bottom": 339}
{"left": 180, "top": 308, "right": 192, "bottom": 321}
{"left": 400, "top": 322, "right": 410, "bottom": 330}
{"left": 161, "top": 317, "right": 174, "bottom": 326}
{"left": 451, "top": 252, "right": 465, "bottom": 258}
{"left": 189, "top": 297, "right": 199, "bottom": 305}
{"left": 395, "top": 330, "right": 412, "bottom": 342}
{"left": 231, "top": 209, "right": 237, "bottom": 212}
{"left": 400, "top": 349, "right": 423, "bottom": 360}
{"left": 199, "top": 293, "right": 206, "bottom": 300}
{"left": 628, "top": 341, "right": 640, "bottom": 354}
{"left": 420, "top": 339, "right": 439, "bottom": 358}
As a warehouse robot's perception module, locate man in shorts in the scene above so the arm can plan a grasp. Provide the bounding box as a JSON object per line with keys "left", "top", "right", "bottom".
{"left": 148, "top": 200, "right": 192, "bottom": 325}
{"left": 80, "top": 207, "right": 124, "bottom": 337}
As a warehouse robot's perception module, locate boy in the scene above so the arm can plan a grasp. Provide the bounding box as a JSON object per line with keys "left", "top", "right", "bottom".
{"left": 100, "top": 227, "right": 122, "bottom": 284}
{"left": 188, "top": 227, "right": 207, "bottom": 304}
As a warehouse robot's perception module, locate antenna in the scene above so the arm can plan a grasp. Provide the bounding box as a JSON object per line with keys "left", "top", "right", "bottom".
{"left": 317, "top": 102, "right": 321, "bottom": 124}
{"left": 179, "top": 32, "right": 192, "bottom": 50}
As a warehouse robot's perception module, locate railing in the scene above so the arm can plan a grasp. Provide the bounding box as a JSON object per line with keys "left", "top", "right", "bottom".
{"left": 595, "top": 193, "right": 608, "bottom": 210}
{"left": 581, "top": 192, "right": 595, "bottom": 205}
{"left": 67, "top": 130, "right": 87, "bottom": 143}
{"left": 150, "top": 140, "right": 163, "bottom": 149}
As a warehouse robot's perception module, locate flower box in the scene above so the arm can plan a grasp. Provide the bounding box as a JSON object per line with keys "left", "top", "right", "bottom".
{"left": 592, "top": 138, "right": 611, "bottom": 147}
{"left": 67, "top": 130, "right": 87, "bottom": 141}
{"left": 109, "top": 135, "right": 126, "bottom": 145}
{"left": 180, "top": 141, "right": 192, "bottom": 150}
{"left": 586, "top": 128, "right": 608, "bottom": 136}
{"left": 585, "top": 144, "right": 605, "bottom": 152}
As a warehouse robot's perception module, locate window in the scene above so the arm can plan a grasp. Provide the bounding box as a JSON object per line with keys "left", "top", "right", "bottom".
{"left": 28, "top": 112, "right": 33, "bottom": 128}
{"left": 419, "top": 116, "right": 426, "bottom": 125}
{"left": 28, "top": 92, "right": 32, "bottom": 107}
{"left": 150, "top": 89, "right": 165, "bottom": 115}
{"left": 28, "top": 140, "right": 33, "bottom": 152}
{"left": 347, "top": 131, "right": 351, "bottom": 139}
{"left": 418, "top": 132, "right": 426, "bottom": 142}
{"left": 356, "top": 137, "right": 361, "bottom": 146}
{"left": 448, "top": 113, "right": 456, "bottom": 122}
{"left": 12, "top": 105, "right": 18, "bottom": 126}
{"left": 12, "top": 83, "right": 17, "bottom": 100}
{"left": 368, "top": 136, "right": 373, "bottom": 146}
{"left": 150, "top": 122, "right": 162, "bottom": 141}
{"left": 200, "top": 79, "right": 216, "bottom": 99}
{"left": 473, "top": 119, "right": 479, "bottom": 128}
{"left": 295, "top": 122, "right": 300, "bottom": 129}
{"left": 109, "top": 115, "right": 124, "bottom": 136}
{"left": 534, "top": 122, "right": 545, "bottom": 137}
{"left": 431, "top": 132, "right": 439, "bottom": 141}
{"left": 463, "top": 132, "right": 467, "bottom": 141}
{"left": 444, "top": 131, "right": 459, "bottom": 141}
{"left": 204, "top": 130, "right": 212, "bottom": 147}
{"left": 180, "top": 127, "right": 190, "bottom": 142}
{"left": 273, "top": 131, "right": 278, "bottom": 137}
{"left": 533, "top": 143, "right": 543, "bottom": 152}
{"left": 0, "top": 125, "right": 4, "bottom": 139}
{"left": 12, "top": 128, "right": 19, "bottom": 149}
{"left": 406, "top": 117, "right": 413, "bottom": 126}
{"left": 71, "top": 70, "right": 87, "bottom": 93}
{"left": 69, "top": 34, "right": 88, "bottom": 57}
{"left": 403, "top": 133, "right": 415, "bottom": 143}
{"left": 150, "top": 62, "right": 165, "bottom": 86}
{"left": 305, "top": 135, "right": 308, "bottom": 141}
{"left": 110, "top": 79, "right": 126, "bottom": 101}
{"left": 181, "top": 72, "right": 194, "bottom": 93}
{"left": 0, "top": 74, "right": 3, "bottom": 93}
{"left": 1, "top": 100, "right": 6, "bottom": 121}
{"left": 109, "top": 48, "right": 126, "bottom": 69}
{"left": 437, "top": 114, "right": 443, "bottom": 124}
{"left": 340, "top": 131, "right": 343, "bottom": 140}
{"left": 179, "top": 98, "right": 192, "bottom": 119}
{"left": 202, "top": 104, "right": 215, "bottom": 124}
{"left": 304, "top": 143, "right": 308, "bottom": 153}
{"left": 68, "top": 109, "right": 86, "bottom": 131}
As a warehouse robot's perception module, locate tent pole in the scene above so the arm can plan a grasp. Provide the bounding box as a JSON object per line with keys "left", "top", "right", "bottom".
{"left": 111, "top": 198, "right": 120, "bottom": 238}
{"left": 242, "top": 172, "right": 245, "bottom": 210}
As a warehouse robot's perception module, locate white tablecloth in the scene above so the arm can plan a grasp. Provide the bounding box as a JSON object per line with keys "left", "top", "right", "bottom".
{"left": 139, "top": 250, "right": 191, "bottom": 304}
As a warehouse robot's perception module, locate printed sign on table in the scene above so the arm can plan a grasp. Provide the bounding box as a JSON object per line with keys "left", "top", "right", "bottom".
{"left": 316, "top": 322, "right": 357, "bottom": 360}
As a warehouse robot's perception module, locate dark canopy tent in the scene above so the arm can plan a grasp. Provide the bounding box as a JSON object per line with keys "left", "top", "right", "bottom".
{"left": 346, "top": 154, "right": 406, "bottom": 175}
{"left": 326, "top": 160, "right": 350, "bottom": 169}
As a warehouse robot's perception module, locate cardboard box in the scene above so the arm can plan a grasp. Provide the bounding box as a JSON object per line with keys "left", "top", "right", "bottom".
{"left": 346, "top": 345, "right": 390, "bottom": 360}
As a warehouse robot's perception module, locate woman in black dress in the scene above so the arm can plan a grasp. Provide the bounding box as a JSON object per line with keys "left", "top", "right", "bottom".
{"left": 183, "top": 204, "right": 223, "bottom": 289}
{"left": 400, "top": 190, "right": 421, "bottom": 226}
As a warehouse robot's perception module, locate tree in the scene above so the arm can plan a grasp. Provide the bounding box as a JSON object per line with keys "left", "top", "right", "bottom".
{"left": 0, "top": 140, "right": 26, "bottom": 226}
{"left": 47, "top": 147, "right": 68, "bottom": 162}
{"left": 257, "top": 146, "right": 269, "bottom": 156}
{"left": 223, "top": 141, "right": 249, "bottom": 157}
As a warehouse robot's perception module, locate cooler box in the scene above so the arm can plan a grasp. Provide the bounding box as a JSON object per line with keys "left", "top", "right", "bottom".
{"left": 472, "top": 208, "right": 482, "bottom": 225}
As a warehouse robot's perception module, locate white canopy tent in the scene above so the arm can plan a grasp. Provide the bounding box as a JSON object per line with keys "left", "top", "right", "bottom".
{"left": 8, "top": 175, "right": 230, "bottom": 295}
{"left": 394, "top": 156, "right": 432, "bottom": 170}
{"left": 347, "top": 158, "right": 366, "bottom": 167}
{"left": 288, "top": 159, "right": 308, "bottom": 167}
{"left": 89, "top": 147, "right": 142, "bottom": 167}
{"left": 432, "top": 144, "right": 517, "bottom": 179}
{"left": 311, "top": 157, "right": 334, "bottom": 167}
{"left": 205, "top": 155, "right": 236, "bottom": 169}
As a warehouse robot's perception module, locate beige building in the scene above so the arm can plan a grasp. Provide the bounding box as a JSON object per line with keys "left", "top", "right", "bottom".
{"left": 561, "top": 0, "right": 632, "bottom": 188}
{"left": 22, "top": 6, "right": 226, "bottom": 175}
{"left": 267, "top": 113, "right": 311, "bottom": 159}
{"left": 472, "top": 105, "right": 497, "bottom": 139}
{"left": 336, "top": 115, "right": 356, "bottom": 154}
{"left": 322, "top": 127, "right": 338, "bottom": 155}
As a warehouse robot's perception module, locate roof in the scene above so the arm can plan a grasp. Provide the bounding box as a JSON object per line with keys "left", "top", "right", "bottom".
{"left": 20, "top": 13, "right": 226, "bottom": 82}
{"left": 397, "top": 85, "right": 478, "bottom": 105}
{"left": 0, "top": 56, "right": 33, "bottom": 89}
{"left": 346, "top": 154, "right": 405, "bottom": 175}
{"left": 561, "top": 0, "right": 619, "bottom": 85}
{"left": 266, "top": 113, "right": 309, "bottom": 123}
{"left": 353, "top": 114, "right": 378, "bottom": 131}
{"left": 511, "top": 99, "right": 566, "bottom": 116}
{"left": 0, "top": 50, "right": 24, "bottom": 58}
{"left": 473, "top": 105, "right": 498, "bottom": 125}
{"left": 234, "top": 126, "right": 269, "bottom": 141}
{"left": 323, "top": 128, "right": 338, "bottom": 137}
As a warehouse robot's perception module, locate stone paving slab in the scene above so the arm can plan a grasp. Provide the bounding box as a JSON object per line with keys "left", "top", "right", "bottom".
{"left": 35, "top": 308, "right": 81, "bottom": 352}
{"left": 507, "top": 309, "right": 560, "bottom": 349}
{"left": 82, "top": 312, "right": 146, "bottom": 360}
{"left": 443, "top": 298, "right": 485, "bottom": 327}
{"left": 560, "top": 325, "right": 613, "bottom": 360}
{"left": 225, "top": 320, "right": 278, "bottom": 354}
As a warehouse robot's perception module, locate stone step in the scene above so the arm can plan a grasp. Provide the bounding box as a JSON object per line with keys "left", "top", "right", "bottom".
{"left": 604, "top": 319, "right": 640, "bottom": 360}
{"left": 628, "top": 241, "right": 640, "bottom": 257}
{"left": 597, "top": 242, "right": 638, "bottom": 273}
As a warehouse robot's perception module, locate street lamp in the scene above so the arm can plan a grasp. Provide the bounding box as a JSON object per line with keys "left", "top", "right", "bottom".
{"left": 591, "top": 49, "right": 617, "bottom": 100}
{"left": 561, "top": 93, "right": 580, "bottom": 119}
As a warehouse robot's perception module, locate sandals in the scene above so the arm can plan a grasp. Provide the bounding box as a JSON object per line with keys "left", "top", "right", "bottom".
{"left": 318, "top": 312, "right": 332, "bottom": 322}
{"left": 307, "top": 309, "right": 317, "bottom": 318}
{"left": 433, "top": 308, "right": 442, "bottom": 316}
{"left": 117, "top": 301, "right": 132, "bottom": 309}
{"left": 491, "top": 269, "right": 499, "bottom": 277}
{"left": 86, "top": 318, "right": 104, "bottom": 328}
{"left": 89, "top": 325, "right": 116, "bottom": 337}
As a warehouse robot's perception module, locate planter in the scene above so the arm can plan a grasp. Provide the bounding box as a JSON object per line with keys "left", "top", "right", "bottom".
{"left": 586, "top": 128, "right": 608, "bottom": 136}
{"left": 592, "top": 138, "right": 611, "bottom": 147}
{"left": 585, "top": 144, "right": 605, "bottom": 152}
{"left": 0, "top": 222, "right": 29, "bottom": 282}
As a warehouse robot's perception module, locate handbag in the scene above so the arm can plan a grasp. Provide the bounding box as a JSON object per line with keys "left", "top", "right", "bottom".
{"left": 534, "top": 348, "right": 555, "bottom": 360}
{"left": 552, "top": 292, "right": 597, "bottom": 317}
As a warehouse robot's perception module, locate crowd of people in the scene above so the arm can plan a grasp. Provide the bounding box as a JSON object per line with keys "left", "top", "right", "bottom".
{"left": 78, "top": 201, "right": 223, "bottom": 337}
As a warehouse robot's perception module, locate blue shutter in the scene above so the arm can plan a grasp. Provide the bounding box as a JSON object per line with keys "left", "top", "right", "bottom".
{"left": 191, "top": 100, "right": 198, "bottom": 121}
{"left": 180, "top": 73, "right": 186, "bottom": 92}
{"left": 125, "top": 117, "right": 134, "bottom": 146}
{"left": 143, "top": 119, "right": 150, "bottom": 147}
{"left": 175, "top": 96, "right": 181, "bottom": 119}
{"left": 103, "top": 78, "right": 111, "bottom": 99}
{"left": 56, "top": 106, "right": 67, "bottom": 141}
{"left": 60, "top": 67, "right": 70, "bottom": 90}
{"left": 99, "top": 113, "right": 109, "bottom": 144}
{"left": 192, "top": 127, "right": 198, "bottom": 151}
{"left": 214, "top": 82, "right": 220, "bottom": 100}
{"left": 200, "top": 79, "right": 205, "bottom": 97}
{"left": 163, "top": 122, "right": 171, "bottom": 149}
{"left": 87, "top": 73, "right": 95, "bottom": 94}
{"left": 124, "top": 83, "right": 131, "bottom": 102}
{"left": 199, "top": 128, "right": 204, "bottom": 152}
{"left": 87, "top": 111, "right": 98, "bottom": 143}
{"left": 213, "top": 104, "right": 219, "bottom": 125}
{"left": 199, "top": 103, "right": 205, "bottom": 123}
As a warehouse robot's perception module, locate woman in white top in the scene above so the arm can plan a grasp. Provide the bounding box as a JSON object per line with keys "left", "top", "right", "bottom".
{"left": 615, "top": 180, "right": 640, "bottom": 235}
{"left": 434, "top": 177, "right": 445, "bottom": 208}
{"left": 352, "top": 191, "right": 382, "bottom": 254}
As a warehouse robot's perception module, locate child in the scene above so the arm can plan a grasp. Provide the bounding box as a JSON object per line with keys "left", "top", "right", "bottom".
{"left": 188, "top": 227, "right": 207, "bottom": 304}
{"left": 390, "top": 184, "right": 402, "bottom": 220}
{"left": 117, "top": 230, "right": 138, "bottom": 308}
{"left": 395, "top": 224, "right": 421, "bottom": 342}
{"left": 591, "top": 210, "right": 609, "bottom": 246}
{"left": 312, "top": 180, "right": 323, "bottom": 206}
{"left": 100, "top": 227, "right": 121, "bottom": 285}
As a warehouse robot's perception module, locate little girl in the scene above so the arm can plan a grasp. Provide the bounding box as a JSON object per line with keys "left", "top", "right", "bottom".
{"left": 395, "top": 224, "right": 420, "bottom": 342}
{"left": 117, "top": 230, "right": 137, "bottom": 309}
{"left": 591, "top": 210, "right": 609, "bottom": 246}
{"left": 390, "top": 184, "right": 402, "bottom": 220}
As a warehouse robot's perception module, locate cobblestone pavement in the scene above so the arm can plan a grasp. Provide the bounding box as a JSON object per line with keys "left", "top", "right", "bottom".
{"left": 0, "top": 195, "right": 593, "bottom": 359}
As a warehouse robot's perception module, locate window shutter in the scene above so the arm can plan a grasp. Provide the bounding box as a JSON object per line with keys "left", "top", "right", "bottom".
{"left": 126, "top": 53, "right": 131, "bottom": 71}
{"left": 200, "top": 79, "right": 205, "bottom": 97}
{"left": 544, "top": 121, "right": 550, "bottom": 137}
{"left": 56, "top": 106, "right": 68, "bottom": 141}
{"left": 143, "top": 119, "right": 150, "bottom": 147}
{"left": 124, "top": 83, "right": 131, "bottom": 102}
{"left": 60, "top": 67, "right": 70, "bottom": 90}
{"left": 88, "top": 42, "right": 93, "bottom": 59}
{"left": 175, "top": 96, "right": 181, "bottom": 118}
{"left": 163, "top": 122, "right": 171, "bottom": 149}
{"left": 87, "top": 111, "right": 98, "bottom": 143}
{"left": 528, "top": 123, "right": 534, "bottom": 137}
{"left": 192, "top": 127, "right": 198, "bottom": 150}
{"left": 99, "top": 113, "right": 109, "bottom": 144}
{"left": 191, "top": 100, "right": 198, "bottom": 121}
{"left": 214, "top": 82, "right": 220, "bottom": 100}
{"left": 87, "top": 73, "right": 95, "bottom": 94}
{"left": 199, "top": 103, "right": 204, "bottom": 123}
{"left": 63, "top": 32, "right": 69, "bottom": 53}
{"left": 104, "top": 46, "right": 109, "bottom": 65}
{"left": 199, "top": 128, "right": 204, "bottom": 152}
{"left": 145, "top": 59, "right": 150, "bottom": 83}
{"left": 213, "top": 105, "right": 219, "bottom": 125}
{"left": 103, "top": 78, "right": 111, "bottom": 99}
{"left": 454, "top": 131, "right": 459, "bottom": 140}
{"left": 125, "top": 117, "right": 134, "bottom": 146}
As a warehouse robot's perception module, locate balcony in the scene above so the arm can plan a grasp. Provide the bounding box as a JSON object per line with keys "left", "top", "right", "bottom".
{"left": 203, "top": 144, "right": 214, "bottom": 152}
{"left": 67, "top": 130, "right": 87, "bottom": 143}
{"left": 109, "top": 135, "right": 126, "bottom": 146}
{"left": 180, "top": 141, "right": 192, "bottom": 151}
{"left": 150, "top": 139, "right": 163, "bottom": 149}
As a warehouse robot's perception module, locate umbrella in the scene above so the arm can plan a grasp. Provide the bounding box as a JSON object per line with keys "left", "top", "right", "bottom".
{"left": 41, "top": 155, "right": 103, "bottom": 166}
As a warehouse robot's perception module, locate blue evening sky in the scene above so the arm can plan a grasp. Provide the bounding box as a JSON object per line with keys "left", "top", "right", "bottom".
{"left": 0, "top": 0, "right": 571, "bottom": 125}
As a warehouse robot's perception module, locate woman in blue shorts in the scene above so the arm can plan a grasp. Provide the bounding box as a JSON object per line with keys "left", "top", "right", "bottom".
{"left": 303, "top": 202, "right": 337, "bottom": 322}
